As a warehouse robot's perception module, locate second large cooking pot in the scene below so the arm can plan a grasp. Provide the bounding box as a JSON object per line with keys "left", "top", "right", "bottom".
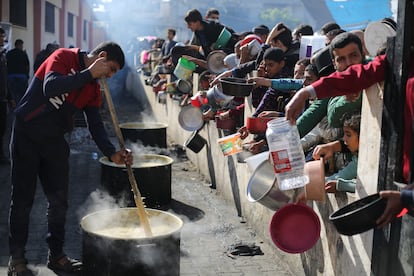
{"left": 81, "top": 208, "right": 183, "bottom": 276}
{"left": 119, "top": 122, "right": 168, "bottom": 148}
{"left": 100, "top": 154, "right": 173, "bottom": 209}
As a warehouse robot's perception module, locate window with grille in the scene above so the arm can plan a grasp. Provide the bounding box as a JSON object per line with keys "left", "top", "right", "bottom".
{"left": 45, "top": 1, "right": 55, "bottom": 33}
{"left": 10, "top": 0, "right": 27, "bottom": 27}
{"left": 68, "top": 13, "right": 74, "bottom": 37}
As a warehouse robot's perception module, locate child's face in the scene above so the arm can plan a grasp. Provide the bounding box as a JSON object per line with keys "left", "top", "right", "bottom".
{"left": 343, "top": 126, "right": 359, "bottom": 153}
{"left": 294, "top": 64, "right": 306, "bottom": 79}
{"left": 264, "top": 59, "right": 284, "bottom": 78}
{"left": 303, "top": 70, "right": 318, "bottom": 87}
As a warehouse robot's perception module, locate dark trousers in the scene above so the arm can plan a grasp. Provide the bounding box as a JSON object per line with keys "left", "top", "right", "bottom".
{"left": 9, "top": 124, "right": 70, "bottom": 259}
{"left": 0, "top": 101, "right": 7, "bottom": 156}
{"left": 8, "top": 75, "right": 28, "bottom": 104}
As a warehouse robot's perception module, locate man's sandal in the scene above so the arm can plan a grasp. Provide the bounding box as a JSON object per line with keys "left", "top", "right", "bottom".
{"left": 7, "top": 258, "right": 35, "bottom": 276}
{"left": 47, "top": 254, "right": 82, "bottom": 273}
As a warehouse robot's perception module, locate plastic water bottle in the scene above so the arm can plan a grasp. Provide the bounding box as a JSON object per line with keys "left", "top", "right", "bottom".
{"left": 266, "top": 118, "right": 309, "bottom": 190}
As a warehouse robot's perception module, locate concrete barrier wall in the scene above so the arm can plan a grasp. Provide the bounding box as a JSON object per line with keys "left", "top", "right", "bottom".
{"left": 134, "top": 72, "right": 413, "bottom": 276}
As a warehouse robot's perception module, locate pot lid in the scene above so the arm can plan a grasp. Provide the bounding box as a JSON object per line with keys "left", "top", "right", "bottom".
{"left": 364, "top": 21, "right": 396, "bottom": 57}
{"left": 207, "top": 50, "right": 227, "bottom": 74}
{"left": 178, "top": 105, "right": 204, "bottom": 131}
{"left": 269, "top": 203, "right": 320, "bottom": 253}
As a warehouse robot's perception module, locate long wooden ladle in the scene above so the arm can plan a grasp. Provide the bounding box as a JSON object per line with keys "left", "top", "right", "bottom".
{"left": 101, "top": 78, "right": 153, "bottom": 237}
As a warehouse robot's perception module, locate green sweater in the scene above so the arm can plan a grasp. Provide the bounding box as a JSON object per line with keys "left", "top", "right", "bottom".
{"left": 297, "top": 94, "right": 362, "bottom": 138}
{"left": 325, "top": 154, "right": 358, "bottom": 193}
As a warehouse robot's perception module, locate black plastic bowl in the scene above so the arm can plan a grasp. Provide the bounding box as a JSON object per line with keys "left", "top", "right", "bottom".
{"left": 219, "top": 77, "right": 254, "bottom": 97}
{"left": 329, "top": 193, "right": 387, "bottom": 236}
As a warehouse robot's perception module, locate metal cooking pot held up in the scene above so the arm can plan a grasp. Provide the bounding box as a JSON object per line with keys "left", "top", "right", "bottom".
{"left": 247, "top": 159, "right": 295, "bottom": 210}
{"left": 219, "top": 77, "right": 255, "bottom": 97}
{"left": 176, "top": 79, "right": 193, "bottom": 94}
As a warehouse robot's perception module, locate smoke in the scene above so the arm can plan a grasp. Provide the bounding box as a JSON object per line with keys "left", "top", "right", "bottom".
{"left": 78, "top": 189, "right": 127, "bottom": 220}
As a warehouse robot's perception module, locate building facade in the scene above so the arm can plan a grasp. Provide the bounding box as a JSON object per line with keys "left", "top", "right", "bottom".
{"left": 1, "top": 0, "right": 97, "bottom": 77}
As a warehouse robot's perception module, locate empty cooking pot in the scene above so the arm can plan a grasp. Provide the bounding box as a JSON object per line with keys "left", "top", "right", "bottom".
{"left": 219, "top": 77, "right": 255, "bottom": 97}
{"left": 176, "top": 79, "right": 192, "bottom": 94}
{"left": 270, "top": 203, "right": 320, "bottom": 253}
{"left": 178, "top": 105, "right": 204, "bottom": 131}
{"left": 215, "top": 116, "right": 236, "bottom": 130}
{"left": 184, "top": 131, "right": 207, "bottom": 153}
{"left": 329, "top": 193, "right": 387, "bottom": 236}
{"left": 207, "top": 50, "right": 227, "bottom": 74}
{"left": 247, "top": 159, "right": 295, "bottom": 210}
{"left": 157, "top": 91, "right": 167, "bottom": 104}
{"left": 303, "top": 159, "right": 326, "bottom": 202}
{"left": 245, "top": 117, "right": 277, "bottom": 134}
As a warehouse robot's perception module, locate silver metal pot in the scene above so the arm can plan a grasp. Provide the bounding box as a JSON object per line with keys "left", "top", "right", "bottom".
{"left": 175, "top": 79, "right": 192, "bottom": 94}
{"left": 246, "top": 159, "right": 295, "bottom": 210}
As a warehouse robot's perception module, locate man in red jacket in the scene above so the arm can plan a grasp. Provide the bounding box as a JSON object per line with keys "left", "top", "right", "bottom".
{"left": 284, "top": 54, "right": 414, "bottom": 227}
{"left": 8, "top": 41, "right": 133, "bottom": 276}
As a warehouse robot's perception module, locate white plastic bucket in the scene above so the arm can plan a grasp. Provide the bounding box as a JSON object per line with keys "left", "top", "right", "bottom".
{"left": 299, "top": 35, "right": 326, "bottom": 59}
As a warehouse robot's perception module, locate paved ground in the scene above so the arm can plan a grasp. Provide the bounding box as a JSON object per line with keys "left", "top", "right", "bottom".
{"left": 0, "top": 83, "right": 296, "bottom": 275}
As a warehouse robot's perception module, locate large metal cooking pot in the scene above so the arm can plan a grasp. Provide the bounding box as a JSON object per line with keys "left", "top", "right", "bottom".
{"left": 100, "top": 154, "right": 173, "bottom": 209}
{"left": 81, "top": 208, "right": 183, "bottom": 276}
{"left": 247, "top": 159, "right": 295, "bottom": 210}
{"left": 119, "top": 122, "right": 168, "bottom": 148}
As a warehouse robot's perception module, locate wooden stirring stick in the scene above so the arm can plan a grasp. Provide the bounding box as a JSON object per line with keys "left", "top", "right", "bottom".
{"left": 101, "top": 78, "right": 153, "bottom": 237}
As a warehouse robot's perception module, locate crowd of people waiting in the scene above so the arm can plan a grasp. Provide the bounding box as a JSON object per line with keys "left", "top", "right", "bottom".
{"left": 138, "top": 7, "right": 412, "bottom": 227}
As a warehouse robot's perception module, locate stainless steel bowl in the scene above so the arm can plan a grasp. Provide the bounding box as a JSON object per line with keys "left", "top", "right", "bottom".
{"left": 247, "top": 159, "right": 295, "bottom": 210}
